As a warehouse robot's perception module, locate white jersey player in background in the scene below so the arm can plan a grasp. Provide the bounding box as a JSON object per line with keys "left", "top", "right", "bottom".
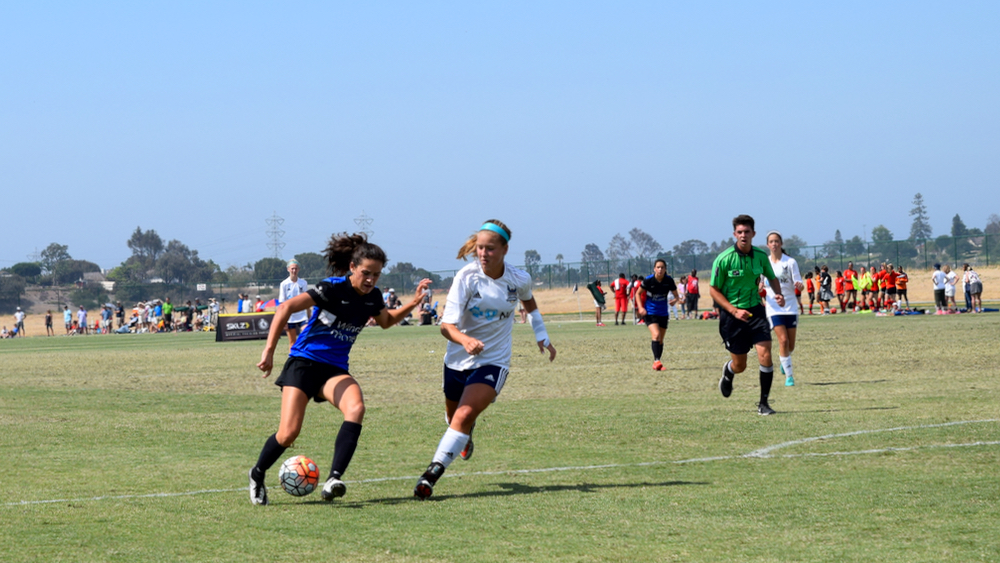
{"left": 414, "top": 219, "right": 557, "bottom": 500}
{"left": 760, "top": 231, "right": 803, "bottom": 387}
{"left": 279, "top": 259, "right": 309, "bottom": 346}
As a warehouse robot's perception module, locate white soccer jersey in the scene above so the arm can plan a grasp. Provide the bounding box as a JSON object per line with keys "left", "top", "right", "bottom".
{"left": 443, "top": 261, "right": 533, "bottom": 371}
{"left": 764, "top": 254, "right": 801, "bottom": 317}
{"left": 280, "top": 277, "right": 310, "bottom": 323}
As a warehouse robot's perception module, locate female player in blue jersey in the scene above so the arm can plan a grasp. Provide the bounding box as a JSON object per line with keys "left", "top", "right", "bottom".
{"left": 636, "top": 259, "right": 681, "bottom": 371}
{"left": 413, "top": 219, "right": 556, "bottom": 500}
{"left": 248, "top": 233, "right": 431, "bottom": 505}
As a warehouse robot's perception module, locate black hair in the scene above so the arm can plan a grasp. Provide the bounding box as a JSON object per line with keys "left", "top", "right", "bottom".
{"left": 732, "top": 214, "right": 755, "bottom": 231}
{"left": 324, "top": 233, "right": 388, "bottom": 276}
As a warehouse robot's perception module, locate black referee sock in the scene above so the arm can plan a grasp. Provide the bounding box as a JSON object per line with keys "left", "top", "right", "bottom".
{"left": 759, "top": 365, "right": 774, "bottom": 404}
{"left": 253, "top": 433, "right": 287, "bottom": 480}
{"left": 329, "top": 421, "right": 363, "bottom": 479}
{"left": 651, "top": 341, "right": 663, "bottom": 362}
{"left": 724, "top": 360, "right": 735, "bottom": 380}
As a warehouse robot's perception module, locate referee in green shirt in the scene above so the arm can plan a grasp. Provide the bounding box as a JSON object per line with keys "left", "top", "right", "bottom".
{"left": 709, "top": 214, "right": 785, "bottom": 415}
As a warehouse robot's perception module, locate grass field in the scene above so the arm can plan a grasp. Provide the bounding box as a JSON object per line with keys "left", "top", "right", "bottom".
{"left": 1, "top": 314, "right": 998, "bottom": 562}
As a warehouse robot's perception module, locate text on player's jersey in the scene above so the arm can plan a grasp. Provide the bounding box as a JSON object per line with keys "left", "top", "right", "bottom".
{"left": 289, "top": 277, "right": 386, "bottom": 371}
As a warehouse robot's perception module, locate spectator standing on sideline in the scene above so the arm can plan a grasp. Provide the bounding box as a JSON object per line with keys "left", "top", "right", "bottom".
{"left": 943, "top": 265, "right": 958, "bottom": 312}
{"left": 843, "top": 261, "right": 857, "bottom": 312}
{"left": 834, "top": 271, "right": 846, "bottom": 313}
{"left": 63, "top": 306, "right": 73, "bottom": 335}
{"left": 818, "top": 265, "right": 833, "bottom": 315}
{"left": 895, "top": 266, "right": 910, "bottom": 309}
{"left": 629, "top": 274, "right": 642, "bottom": 324}
{"left": 963, "top": 264, "right": 983, "bottom": 312}
{"left": 685, "top": 270, "right": 700, "bottom": 319}
{"left": 710, "top": 214, "right": 784, "bottom": 416}
{"left": 45, "top": 310, "right": 54, "bottom": 336}
{"left": 14, "top": 307, "right": 26, "bottom": 337}
{"left": 279, "top": 259, "right": 310, "bottom": 345}
{"left": 586, "top": 280, "right": 607, "bottom": 327}
{"left": 961, "top": 264, "right": 973, "bottom": 312}
{"left": 184, "top": 300, "right": 195, "bottom": 330}
{"left": 610, "top": 273, "right": 630, "bottom": 326}
{"left": 77, "top": 306, "right": 88, "bottom": 335}
{"left": 163, "top": 298, "right": 174, "bottom": 331}
{"left": 673, "top": 276, "right": 687, "bottom": 320}
{"left": 804, "top": 272, "right": 816, "bottom": 314}
{"left": 931, "top": 263, "right": 947, "bottom": 313}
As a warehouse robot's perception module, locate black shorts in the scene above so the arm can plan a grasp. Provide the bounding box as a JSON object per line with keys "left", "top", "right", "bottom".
{"left": 286, "top": 321, "right": 304, "bottom": 330}
{"left": 718, "top": 304, "right": 771, "bottom": 355}
{"left": 685, "top": 295, "right": 699, "bottom": 313}
{"left": 164, "top": 313, "right": 173, "bottom": 324}
{"left": 886, "top": 288, "right": 897, "bottom": 296}
{"left": 644, "top": 314, "right": 670, "bottom": 329}
{"left": 274, "top": 356, "right": 350, "bottom": 403}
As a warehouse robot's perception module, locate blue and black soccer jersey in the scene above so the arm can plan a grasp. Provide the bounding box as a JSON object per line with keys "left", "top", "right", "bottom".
{"left": 641, "top": 274, "right": 678, "bottom": 316}
{"left": 288, "top": 277, "right": 386, "bottom": 371}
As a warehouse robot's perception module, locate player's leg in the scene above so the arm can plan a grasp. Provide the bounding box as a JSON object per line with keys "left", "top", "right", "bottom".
{"left": 320, "top": 374, "right": 365, "bottom": 500}
{"left": 755, "top": 339, "right": 776, "bottom": 415}
{"left": 648, "top": 320, "right": 665, "bottom": 371}
{"left": 249, "top": 385, "right": 309, "bottom": 505}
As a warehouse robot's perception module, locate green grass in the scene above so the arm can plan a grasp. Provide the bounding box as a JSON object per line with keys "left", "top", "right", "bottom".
{"left": 1, "top": 314, "right": 998, "bottom": 562}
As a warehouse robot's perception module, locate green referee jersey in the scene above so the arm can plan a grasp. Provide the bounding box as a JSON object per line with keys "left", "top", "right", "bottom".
{"left": 710, "top": 244, "right": 776, "bottom": 309}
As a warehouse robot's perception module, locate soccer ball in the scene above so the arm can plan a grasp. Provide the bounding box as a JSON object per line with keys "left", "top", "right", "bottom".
{"left": 278, "top": 455, "right": 320, "bottom": 496}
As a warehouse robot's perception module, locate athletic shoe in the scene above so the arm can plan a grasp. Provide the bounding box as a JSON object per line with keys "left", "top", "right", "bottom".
{"left": 414, "top": 462, "right": 446, "bottom": 500}
{"left": 248, "top": 468, "right": 268, "bottom": 506}
{"left": 719, "top": 372, "right": 733, "bottom": 398}
{"left": 653, "top": 360, "right": 664, "bottom": 371}
{"left": 460, "top": 438, "right": 474, "bottom": 460}
{"left": 757, "top": 402, "right": 776, "bottom": 415}
{"left": 321, "top": 476, "right": 346, "bottom": 501}
{"left": 785, "top": 375, "right": 794, "bottom": 387}
{"left": 597, "top": 323, "right": 606, "bottom": 327}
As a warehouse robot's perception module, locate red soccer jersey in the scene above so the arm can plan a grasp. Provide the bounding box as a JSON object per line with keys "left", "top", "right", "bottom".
{"left": 886, "top": 271, "right": 897, "bottom": 289}
{"left": 611, "top": 278, "right": 629, "bottom": 299}
{"left": 835, "top": 277, "right": 845, "bottom": 294}
{"left": 843, "top": 268, "right": 857, "bottom": 290}
{"left": 806, "top": 279, "right": 815, "bottom": 293}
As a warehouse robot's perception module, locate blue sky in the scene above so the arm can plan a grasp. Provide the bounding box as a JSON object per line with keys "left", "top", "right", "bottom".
{"left": 2, "top": 2, "right": 998, "bottom": 274}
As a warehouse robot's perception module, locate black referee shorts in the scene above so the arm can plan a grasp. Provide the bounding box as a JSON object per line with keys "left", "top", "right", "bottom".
{"left": 718, "top": 304, "right": 771, "bottom": 355}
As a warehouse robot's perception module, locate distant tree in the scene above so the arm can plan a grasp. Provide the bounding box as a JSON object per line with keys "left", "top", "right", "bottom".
{"left": 909, "top": 193, "right": 933, "bottom": 240}
{"left": 10, "top": 262, "right": 42, "bottom": 280}
{"left": 524, "top": 250, "right": 541, "bottom": 267}
{"left": 709, "top": 238, "right": 736, "bottom": 254}
{"left": 225, "top": 265, "right": 254, "bottom": 285}
{"left": 555, "top": 254, "right": 564, "bottom": 266}
{"left": 294, "top": 252, "right": 327, "bottom": 279}
{"left": 834, "top": 230, "right": 844, "bottom": 244}
{"left": 53, "top": 259, "right": 100, "bottom": 285}
{"left": 581, "top": 243, "right": 605, "bottom": 264}
{"left": 0, "top": 273, "right": 27, "bottom": 313}
{"left": 871, "top": 225, "right": 894, "bottom": 242}
{"left": 986, "top": 214, "right": 1000, "bottom": 235}
{"left": 628, "top": 228, "right": 663, "bottom": 258}
{"left": 672, "top": 239, "right": 709, "bottom": 257}
{"left": 40, "top": 243, "right": 71, "bottom": 274}
{"left": 254, "top": 257, "right": 287, "bottom": 282}
{"left": 390, "top": 262, "right": 417, "bottom": 274}
{"left": 69, "top": 286, "right": 109, "bottom": 311}
{"left": 606, "top": 234, "right": 633, "bottom": 263}
{"left": 951, "top": 214, "right": 968, "bottom": 238}
{"left": 127, "top": 227, "right": 164, "bottom": 263}
{"left": 844, "top": 235, "right": 865, "bottom": 257}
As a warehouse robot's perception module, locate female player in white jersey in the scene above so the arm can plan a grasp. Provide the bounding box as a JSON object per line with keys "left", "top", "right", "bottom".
{"left": 278, "top": 259, "right": 309, "bottom": 345}
{"left": 760, "top": 231, "right": 803, "bottom": 387}
{"left": 413, "top": 220, "right": 557, "bottom": 500}
{"left": 248, "top": 233, "right": 430, "bottom": 505}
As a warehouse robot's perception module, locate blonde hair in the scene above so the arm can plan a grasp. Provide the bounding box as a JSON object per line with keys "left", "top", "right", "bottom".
{"left": 457, "top": 219, "right": 511, "bottom": 260}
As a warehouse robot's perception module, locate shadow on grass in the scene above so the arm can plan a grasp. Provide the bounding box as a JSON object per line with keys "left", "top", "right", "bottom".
{"left": 330, "top": 480, "right": 709, "bottom": 508}
{"left": 782, "top": 406, "right": 899, "bottom": 414}
{"left": 802, "top": 379, "right": 889, "bottom": 386}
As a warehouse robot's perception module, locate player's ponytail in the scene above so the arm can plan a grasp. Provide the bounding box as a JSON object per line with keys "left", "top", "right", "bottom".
{"left": 457, "top": 219, "right": 512, "bottom": 260}
{"left": 324, "top": 233, "right": 387, "bottom": 276}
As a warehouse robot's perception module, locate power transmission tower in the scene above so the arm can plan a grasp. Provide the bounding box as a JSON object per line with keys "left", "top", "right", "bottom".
{"left": 355, "top": 210, "right": 374, "bottom": 238}
{"left": 27, "top": 248, "right": 41, "bottom": 262}
{"left": 266, "top": 212, "right": 286, "bottom": 259}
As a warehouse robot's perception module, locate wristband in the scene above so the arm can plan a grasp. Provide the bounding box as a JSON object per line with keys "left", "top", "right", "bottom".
{"left": 527, "top": 309, "right": 550, "bottom": 347}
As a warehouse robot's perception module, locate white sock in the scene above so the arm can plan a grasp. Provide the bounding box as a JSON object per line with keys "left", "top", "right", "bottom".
{"left": 780, "top": 355, "right": 793, "bottom": 376}
{"left": 431, "top": 427, "right": 470, "bottom": 469}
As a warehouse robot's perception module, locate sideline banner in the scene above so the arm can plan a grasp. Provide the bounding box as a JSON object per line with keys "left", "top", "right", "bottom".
{"left": 216, "top": 312, "right": 274, "bottom": 342}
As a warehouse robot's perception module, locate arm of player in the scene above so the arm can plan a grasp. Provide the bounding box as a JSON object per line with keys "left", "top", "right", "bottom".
{"left": 523, "top": 297, "right": 556, "bottom": 361}
{"left": 440, "top": 321, "right": 485, "bottom": 356}
{"left": 258, "top": 292, "right": 316, "bottom": 377}
{"left": 373, "top": 278, "right": 432, "bottom": 329}
{"left": 636, "top": 287, "right": 647, "bottom": 317}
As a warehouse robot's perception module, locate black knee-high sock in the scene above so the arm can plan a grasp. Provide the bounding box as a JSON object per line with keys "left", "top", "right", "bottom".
{"left": 724, "top": 360, "right": 735, "bottom": 380}
{"left": 253, "top": 433, "right": 287, "bottom": 480}
{"left": 651, "top": 341, "right": 663, "bottom": 361}
{"left": 329, "top": 421, "right": 363, "bottom": 479}
{"left": 759, "top": 365, "right": 774, "bottom": 403}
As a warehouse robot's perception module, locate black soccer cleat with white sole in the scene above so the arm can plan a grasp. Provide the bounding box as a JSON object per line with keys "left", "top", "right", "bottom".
{"left": 321, "top": 476, "right": 346, "bottom": 501}
{"left": 249, "top": 468, "right": 268, "bottom": 506}
{"left": 414, "top": 462, "right": 445, "bottom": 500}
{"left": 719, "top": 373, "right": 733, "bottom": 398}
{"left": 757, "top": 402, "right": 776, "bottom": 416}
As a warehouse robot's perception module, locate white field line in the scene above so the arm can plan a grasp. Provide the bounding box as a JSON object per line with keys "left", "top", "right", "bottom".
{"left": 4, "top": 419, "right": 997, "bottom": 507}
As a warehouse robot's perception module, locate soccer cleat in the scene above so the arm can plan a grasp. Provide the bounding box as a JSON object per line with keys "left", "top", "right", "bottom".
{"left": 596, "top": 323, "right": 606, "bottom": 327}
{"left": 249, "top": 468, "right": 268, "bottom": 506}
{"left": 757, "top": 402, "right": 776, "bottom": 416}
{"left": 719, "top": 373, "right": 733, "bottom": 398}
{"left": 414, "top": 462, "right": 445, "bottom": 500}
{"left": 460, "top": 438, "right": 474, "bottom": 460}
{"left": 653, "top": 360, "right": 664, "bottom": 371}
{"left": 320, "top": 476, "right": 346, "bottom": 501}
{"left": 785, "top": 375, "right": 795, "bottom": 387}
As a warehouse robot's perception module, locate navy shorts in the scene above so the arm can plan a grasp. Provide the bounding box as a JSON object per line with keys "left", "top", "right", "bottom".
{"left": 768, "top": 314, "right": 798, "bottom": 330}
{"left": 718, "top": 304, "right": 771, "bottom": 355}
{"left": 644, "top": 314, "right": 670, "bottom": 329}
{"left": 275, "top": 356, "right": 350, "bottom": 403}
{"left": 286, "top": 321, "right": 304, "bottom": 330}
{"left": 443, "top": 365, "right": 508, "bottom": 402}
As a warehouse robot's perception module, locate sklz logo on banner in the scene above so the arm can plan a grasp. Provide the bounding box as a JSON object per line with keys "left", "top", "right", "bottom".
{"left": 226, "top": 322, "right": 252, "bottom": 330}
{"left": 216, "top": 313, "right": 275, "bottom": 342}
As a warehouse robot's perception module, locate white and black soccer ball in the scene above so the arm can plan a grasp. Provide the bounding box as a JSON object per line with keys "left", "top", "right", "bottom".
{"left": 278, "top": 455, "right": 320, "bottom": 496}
